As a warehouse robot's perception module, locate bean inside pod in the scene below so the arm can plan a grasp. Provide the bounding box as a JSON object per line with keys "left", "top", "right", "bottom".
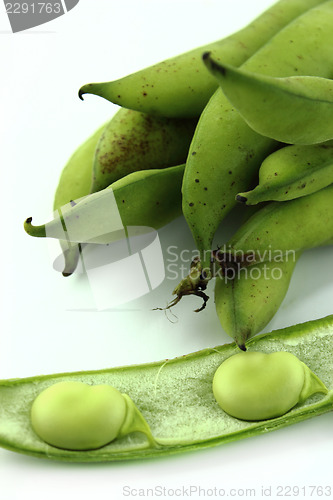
{"left": 212, "top": 351, "right": 328, "bottom": 421}
{"left": 30, "top": 381, "right": 156, "bottom": 451}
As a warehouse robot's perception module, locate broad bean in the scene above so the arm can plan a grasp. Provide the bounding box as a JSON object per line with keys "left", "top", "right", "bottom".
{"left": 31, "top": 381, "right": 155, "bottom": 450}
{"left": 212, "top": 351, "right": 328, "bottom": 421}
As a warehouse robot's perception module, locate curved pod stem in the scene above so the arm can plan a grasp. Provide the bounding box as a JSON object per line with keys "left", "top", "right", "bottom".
{"left": 24, "top": 165, "right": 185, "bottom": 244}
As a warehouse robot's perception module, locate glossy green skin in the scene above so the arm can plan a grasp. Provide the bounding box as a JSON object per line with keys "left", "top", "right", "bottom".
{"left": 212, "top": 351, "right": 327, "bottom": 421}
{"left": 53, "top": 123, "right": 106, "bottom": 276}
{"left": 206, "top": 61, "right": 333, "bottom": 144}
{"left": 24, "top": 165, "right": 185, "bottom": 243}
{"left": 238, "top": 143, "right": 333, "bottom": 204}
{"left": 91, "top": 108, "right": 196, "bottom": 193}
{"left": 214, "top": 255, "right": 300, "bottom": 349}
{"left": 226, "top": 184, "right": 333, "bottom": 260}
{"left": 183, "top": 1, "right": 333, "bottom": 272}
{"left": 78, "top": 0, "right": 325, "bottom": 118}
{"left": 0, "top": 315, "right": 332, "bottom": 461}
{"left": 31, "top": 382, "right": 127, "bottom": 450}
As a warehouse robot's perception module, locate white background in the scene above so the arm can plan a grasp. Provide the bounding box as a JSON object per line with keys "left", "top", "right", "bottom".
{"left": 1, "top": 1, "right": 332, "bottom": 499}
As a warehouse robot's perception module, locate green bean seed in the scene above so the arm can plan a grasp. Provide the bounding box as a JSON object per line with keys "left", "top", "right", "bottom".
{"left": 213, "top": 351, "right": 328, "bottom": 421}
{"left": 31, "top": 381, "right": 155, "bottom": 451}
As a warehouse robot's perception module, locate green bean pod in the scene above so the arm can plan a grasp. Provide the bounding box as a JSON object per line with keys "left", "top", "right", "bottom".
{"left": 24, "top": 164, "right": 185, "bottom": 243}
{"left": 54, "top": 125, "right": 105, "bottom": 211}
{"left": 214, "top": 254, "right": 300, "bottom": 350}
{"left": 53, "top": 108, "right": 194, "bottom": 273}
{"left": 53, "top": 123, "right": 106, "bottom": 276}
{"left": 214, "top": 205, "right": 333, "bottom": 348}
{"left": 78, "top": 0, "right": 326, "bottom": 118}
{"left": 182, "top": 1, "right": 333, "bottom": 275}
{"left": 237, "top": 142, "right": 333, "bottom": 205}
{"left": 90, "top": 108, "right": 196, "bottom": 193}
{"left": 0, "top": 315, "right": 332, "bottom": 461}
{"left": 222, "top": 183, "right": 333, "bottom": 264}
{"left": 204, "top": 60, "right": 333, "bottom": 144}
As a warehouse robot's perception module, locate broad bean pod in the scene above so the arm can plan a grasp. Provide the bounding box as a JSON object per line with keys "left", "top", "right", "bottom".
{"left": 237, "top": 142, "right": 333, "bottom": 204}
{"left": 53, "top": 108, "right": 194, "bottom": 274}
{"left": 220, "top": 183, "right": 333, "bottom": 266}
{"left": 0, "top": 315, "right": 332, "bottom": 461}
{"left": 215, "top": 238, "right": 333, "bottom": 348}
{"left": 78, "top": 0, "right": 326, "bottom": 118}
{"left": 53, "top": 122, "right": 106, "bottom": 276}
{"left": 214, "top": 255, "right": 300, "bottom": 350}
{"left": 24, "top": 164, "right": 185, "bottom": 243}
{"left": 90, "top": 108, "right": 196, "bottom": 193}
{"left": 204, "top": 60, "right": 333, "bottom": 144}
{"left": 182, "top": 1, "right": 333, "bottom": 277}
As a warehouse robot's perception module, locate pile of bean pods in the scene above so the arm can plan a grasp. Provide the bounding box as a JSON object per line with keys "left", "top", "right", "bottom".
{"left": 6, "top": 0, "right": 332, "bottom": 461}
{"left": 24, "top": 0, "right": 333, "bottom": 349}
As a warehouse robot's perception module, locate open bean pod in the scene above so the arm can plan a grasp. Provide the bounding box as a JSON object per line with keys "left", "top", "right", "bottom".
{"left": 0, "top": 315, "right": 332, "bottom": 462}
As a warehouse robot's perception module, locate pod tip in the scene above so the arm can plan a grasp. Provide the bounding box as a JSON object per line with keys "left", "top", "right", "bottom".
{"left": 24, "top": 217, "right": 34, "bottom": 236}
{"left": 78, "top": 88, "right": 85, "bottom": 100}
{"left": 62, "top": 271, "right": 73, "bottom": 278}
{"left": 202, "top": 52, "right": 226, "bottom": 76}
{"left": 236, "top": 194, "right": 248, "bottom": 203}
{"left": 238, "top": 343, "right": 247, "bottom": 352}
{"left": 202, "top": 51, "right": 211, "bottom": 61}
{"left": 23, "top": 217, "right": 46, "bottom": 238}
